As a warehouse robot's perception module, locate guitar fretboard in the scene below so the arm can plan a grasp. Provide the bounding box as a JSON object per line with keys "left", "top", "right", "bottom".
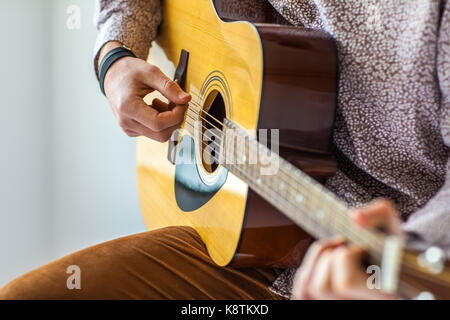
{"left": 221, "top": 119, "right": 386, "bottom": 262}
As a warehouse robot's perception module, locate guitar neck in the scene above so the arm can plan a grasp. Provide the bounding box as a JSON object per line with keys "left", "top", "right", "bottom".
{"left": 222, "top": 119, "right": 386, "bottom": 262}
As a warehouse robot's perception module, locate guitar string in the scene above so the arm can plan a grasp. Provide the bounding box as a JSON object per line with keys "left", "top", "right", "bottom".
{"left": 183, "top": 112, "right": 350, "bottom": 225}
{"left": 154, "top": 91, "right": 226, "bottom": 128}
{"left": 144, "top": 88, "right": 434, "bottom": 291}
{"left": 183, "top": 109, "right": 346, "bottom": 222}
{"left": 187, "top": 100, "right": 225, "bottom": 127}
{"left": 186, "top": 108, "right": 223, "bottom": 133}
{"left": 209, "top": 134, "right": 385, "bottom": 257}
{"left": 230, "top": 162, "right": 421, "bottom": 297}
{"left": 180, "top": 115, "right": 386, "bottom": 253}
{"left": 182, "top": 112, "right": 356, "bottom": 230}
{"left": 183, "top": 100, "right": 348, "bottom": 223}
{"left": 214, "top": 147, "right": 383, "bottom": 253}
{"left": 183, "top": 108, "right": 338, "bottom": 217}
{"left": 227, "top": 157, "right": 385, "bottom": 258}
{"left": 184, "top": 109, "right": 351, "bottom": 228}
{"left": 154, "top": 92, "right": 385, "bottom": 250}
{"left": 160, "top": 84, "right": 430, "bottom": 289}
{"left": 184, "top": 96, "right": 430, "bottom": 280}
{"left": 171, "top": 96, "right": 351, "bottom": 229}
{"left": 182, "top": 115, "right": 425, "bottom": 288}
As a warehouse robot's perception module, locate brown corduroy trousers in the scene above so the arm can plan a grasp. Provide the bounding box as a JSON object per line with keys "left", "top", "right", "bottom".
{"left": 0, "top": 226, "right": 284, "bottom": 300}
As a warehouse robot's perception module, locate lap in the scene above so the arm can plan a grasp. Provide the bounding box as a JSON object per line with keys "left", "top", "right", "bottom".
{"left": 0, "top": 226, "right": 284, "bottom": 300}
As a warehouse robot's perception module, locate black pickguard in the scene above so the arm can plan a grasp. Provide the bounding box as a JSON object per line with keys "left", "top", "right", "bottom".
{"left": 174, "top": 135, "right": 228, "bottom": 212}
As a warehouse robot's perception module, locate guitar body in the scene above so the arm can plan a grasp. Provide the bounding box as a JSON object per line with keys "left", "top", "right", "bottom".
{"left": 137, "top": 0, "right": 337, "bottom": 268}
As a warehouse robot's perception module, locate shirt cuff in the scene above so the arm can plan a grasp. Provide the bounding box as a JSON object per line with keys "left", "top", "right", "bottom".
{"left": 93, "top": 8, "right": 161, "bottom": 79}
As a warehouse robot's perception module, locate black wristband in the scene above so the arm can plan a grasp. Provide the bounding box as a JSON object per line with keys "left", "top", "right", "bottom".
{"left": 98, "top": 45, "right": 136, "bottom": 96}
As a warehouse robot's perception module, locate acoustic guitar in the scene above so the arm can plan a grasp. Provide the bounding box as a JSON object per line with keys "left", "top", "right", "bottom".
{"left": 137, "top": 0, "right": 450, "bottom": 299}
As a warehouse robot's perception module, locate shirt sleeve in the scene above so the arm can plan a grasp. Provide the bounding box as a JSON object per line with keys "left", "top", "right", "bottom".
{"left": 402, "top": 1, "right": 450, "bottom": 256}
{"left": 93, "top": 0, "right": 161, "bottom": 76}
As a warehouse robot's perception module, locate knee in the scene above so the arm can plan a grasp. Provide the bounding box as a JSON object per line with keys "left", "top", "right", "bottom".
{"left": 0, "top": 274, "right": 45, "bottom": 300}
{"left": 0, "top": 263, "right": 79, "bottom": 300}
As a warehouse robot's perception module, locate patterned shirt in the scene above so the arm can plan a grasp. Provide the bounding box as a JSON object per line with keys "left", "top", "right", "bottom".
{"left": 94, "top": 0, "right": 450, "bottom": 298}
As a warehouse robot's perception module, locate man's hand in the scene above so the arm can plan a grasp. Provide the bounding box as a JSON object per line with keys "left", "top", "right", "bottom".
{"left": 292, "top": 199, "right": 402, "bottom": 300}
{"left": 99, "top": 41, "right": 191, "bottom": 142}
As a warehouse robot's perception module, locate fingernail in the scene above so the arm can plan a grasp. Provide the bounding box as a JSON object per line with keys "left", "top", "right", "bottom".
{"left": 331, "top": 235, "right": 346, "bottom": 243}
{"left": 352, "top": 208, "right": 366, "bottom": 217}
{"left": 179, "top": 91, "right": 190, "bottom": 100}
{"left": 349, "top": 209, "right": 358, "bottom": 219}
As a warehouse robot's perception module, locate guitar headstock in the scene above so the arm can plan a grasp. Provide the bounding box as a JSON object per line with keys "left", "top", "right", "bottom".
{"left": 399, "top": 247, "right": 450, "bottom": 299}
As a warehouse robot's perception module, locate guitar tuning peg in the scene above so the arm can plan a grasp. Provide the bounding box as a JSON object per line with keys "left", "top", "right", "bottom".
{"left": 417, "top": 246, "right": 445, "bottom": 275}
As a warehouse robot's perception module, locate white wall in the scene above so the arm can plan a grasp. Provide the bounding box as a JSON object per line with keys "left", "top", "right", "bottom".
{"left": 48, "top": 0, "right": 145, "bottom": 258}
{"left": 0, "top": 0, "right": 51, "bottom": 287}
{"left": 0, "top": 0, "right": 146, "bottom": 287}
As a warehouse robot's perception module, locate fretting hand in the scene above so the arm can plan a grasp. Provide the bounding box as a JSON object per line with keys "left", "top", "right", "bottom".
{"left": 291, "top": 199, "right": 403, "bottom": 300}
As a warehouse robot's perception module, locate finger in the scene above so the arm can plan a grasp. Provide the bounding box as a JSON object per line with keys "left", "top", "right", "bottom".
{"left": 308, "top": 251, "right": 340, "bottom": 300}
{"left": 350, "top": 199, "right": 402, "bottom": 234}
{"left": 117, "top": 117, "right": 140, "bottom": 137}
{"left": 130, "top": 119, "right": 181, "bottom": 143}
{"left": 143, "top": 65, "right": 191, "bottom": 105}
{"left": 330, "top": 246, "right": 367, "bottom": 299}
{"left": 151, "top": 98, "right": 171, "bottom": 112}
{"left": 123, "top": 129, "right": 140, "bottom": 138}
{"left": 131, "top": 98, "right": 187, "bottom": 132}
{"left": 331, "top": 245, "right": 396, "bottom": 300}
{"left": 291, "top": 237, "right": 345, "bottom": 300}
{"left": 117, "top": 116, "right": 180, "bottom": 142}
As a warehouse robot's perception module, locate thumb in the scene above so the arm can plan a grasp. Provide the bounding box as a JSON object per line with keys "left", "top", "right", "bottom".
{"left": 350, "top": 199, "right": 402, "bottom": 235}
{"left": 144, "top": 65, "right": 191, "bottom": 104}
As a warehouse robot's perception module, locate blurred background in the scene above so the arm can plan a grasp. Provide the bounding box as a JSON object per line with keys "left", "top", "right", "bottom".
{"left": 0, "top": 0, "right": 146, "bottom": 286}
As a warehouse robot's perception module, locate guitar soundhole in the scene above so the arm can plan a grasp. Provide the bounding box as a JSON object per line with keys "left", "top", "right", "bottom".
{"left": 201, "top": 91, "right": 226, "bottom": 174}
